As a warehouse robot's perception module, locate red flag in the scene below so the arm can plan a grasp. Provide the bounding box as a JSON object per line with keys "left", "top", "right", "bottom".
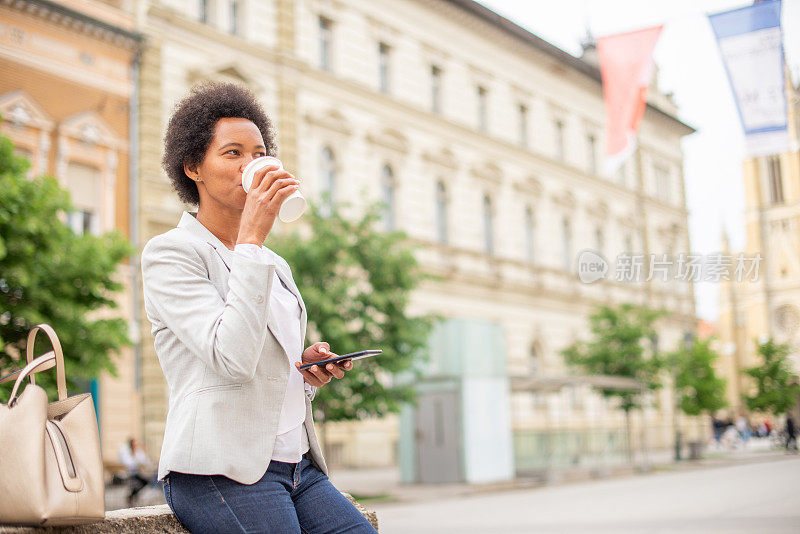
{"left": 597, "top": 26, "right": 662, "bottom": 175}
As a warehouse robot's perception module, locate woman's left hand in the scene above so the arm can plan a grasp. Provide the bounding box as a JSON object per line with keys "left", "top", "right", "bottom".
{"left": 296, "top": 342, "right": 353, "bottom": 387}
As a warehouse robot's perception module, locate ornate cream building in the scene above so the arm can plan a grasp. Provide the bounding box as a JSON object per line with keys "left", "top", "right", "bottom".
{"left": 26, "top": 0, "right": 704, "bottom": 480}
{"left": 0, "top": 0, "right": 141, "bottom": 461}
{"left": 717, "top": 80, "right": 800, "bottom": 419}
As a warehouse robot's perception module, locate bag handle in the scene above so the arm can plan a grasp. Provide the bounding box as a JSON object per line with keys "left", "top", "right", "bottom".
{"left": 27, "top": 324, "right": 67, "bottom": 400}
{"left": 0, "top": 324, "right": 67, "bottom": 405}
{"left": 0, "top": 356, "right": 56, "bottom": 387}
{"left": 4, "top": 352, "right": 62, "bottom": 406}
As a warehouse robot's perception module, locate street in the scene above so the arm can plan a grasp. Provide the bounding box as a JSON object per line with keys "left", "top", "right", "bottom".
{"left": 370, "top": 457, "right": 800, "bottom": 534}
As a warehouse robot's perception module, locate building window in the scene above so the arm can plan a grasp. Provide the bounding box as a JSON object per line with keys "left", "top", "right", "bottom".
{"left": 378, "top": 42, "right": 390, "bottom": 94}
{"left": 767, "top": 155, "right": 784, "bottom": 204}
{"left": 655, "top": 164, "right": 670, "bottom": 203}
{"left": 477, "top": 86, "right": 487, "bottom": 133}
{"left": 199, "top": 0, "right": 210, "bottom": 23}
{"left": 229, "top": 0, "right": 239, "bottom": 34}
{"left": 431, "top": 65, "right": 442, "bottom": 114}
{"left": 483, "top": 193, "right": 493, "bottom": 254}
{"left": 519, "top": 104, "right": 528, "bottom": 148}
{"left": 562, "top": 217, "right": 572, "bottom": 270}
{"left": 436, "top": 180, "right": 448, "bottom": 244}
{"left": 529, "top": 343, "right": 541, "bottom": 375}
{"left": 319, "top": 16, "right": 332, "bottom": 71}
{"left": 67, "top": 210, "right": 95, "bottom": 235}
{"left": 319, "top": 146, "right": 336, "bottom": 216}
{"left": 595, "top": 226, "right": 604, "bottom": 256}
{"left": 66, "top": 162, "right": 100, "bottom": 236}
{"left": 554, "top": 119, "right": 565, "bottom": 161}
{"left": 587, "top": 134, "right": 597, "bottom": 174}
{"left": 381, "top": 164, "right": 394, "bottom": 230}
{"left": 524, "top": 205, "right": 534, "bottom": 263}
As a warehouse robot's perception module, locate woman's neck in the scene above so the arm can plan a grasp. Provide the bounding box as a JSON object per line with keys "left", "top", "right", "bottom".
{"left": 196, "top": 206, "right": 241, "bottom": 251}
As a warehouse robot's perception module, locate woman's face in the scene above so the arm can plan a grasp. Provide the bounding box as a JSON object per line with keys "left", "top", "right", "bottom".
{"left": 185, "top": 117, "right": 267, "bottom": 210}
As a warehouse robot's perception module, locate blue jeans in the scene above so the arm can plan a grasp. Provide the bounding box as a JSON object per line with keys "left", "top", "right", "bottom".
{"left": 163, "top": 455, "right": 377, "bottom": 534}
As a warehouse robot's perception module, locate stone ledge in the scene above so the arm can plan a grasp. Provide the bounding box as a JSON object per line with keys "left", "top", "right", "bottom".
{"left": 0, "top": 494, "right": 378, "bottom": 533}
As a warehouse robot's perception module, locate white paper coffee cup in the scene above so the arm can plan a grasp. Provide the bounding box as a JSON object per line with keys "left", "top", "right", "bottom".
{"left": 241, "top": 156, "right": 306, "bottom": 223}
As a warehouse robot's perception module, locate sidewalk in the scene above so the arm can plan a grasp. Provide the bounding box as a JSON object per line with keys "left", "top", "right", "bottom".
{"left": 106, "top": 438, "right": 794, "bottom": 510}
{"left": 328, "top": 437, "right": 796, "bottom": 504}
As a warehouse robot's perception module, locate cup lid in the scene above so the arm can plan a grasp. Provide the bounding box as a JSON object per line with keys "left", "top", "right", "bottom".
{"left": 242, "top": 156, "right": 283, "bottom": 192}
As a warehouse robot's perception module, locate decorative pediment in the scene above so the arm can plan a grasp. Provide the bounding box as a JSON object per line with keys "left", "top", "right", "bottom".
{"left": 310, "top": 0, "right": 346, "bottom": 13}
{"left": 60, "top": 111, "right": 121, "bottom": 149}
{"left": 587, "top": 201, "right": 609, "bottom": 219}
{"left": 187, "top": 63, "right": 262, "bottom": 92}
{"left": 468, "top": 63, "right": 492, "bottom": 84}
{"left": 551, "top": 190, "right": 576, "bottom": 209}
{"left": 617, "top": 213, "right": 637, "bottom": 228}
{"left": 657, "top": 222, "right": 682, "bottom": 239}
{"left": 514, "top": 175, "right": 542, "bottom": 196}
{"left": 366, "top": 127, "right": 409, "bottom": 153}
{"left": 366, "top": 15, "right": 400, "bottom": 39}
{"left": 470, "top": 161, "right": 503, "bottom": 185}
{"left": 0, "top": 90, "right": 54, "bottom": 130}
{"left": 422, "top": 146, "right": 458, "bottom": 169}
{"left": 304, "top": 108, "right": 352, "bottom": 136}
{"left": 420, "top": 41, "right": 449, "bottom": 64}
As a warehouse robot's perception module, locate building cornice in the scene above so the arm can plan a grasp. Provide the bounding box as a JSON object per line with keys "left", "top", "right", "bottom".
{"left": 305, "top": 66, "right": 688, "bottom": 214}
{"left": 147, "top": 4, "right": 298, "bottom": 69}
{"left": 440, "top": 0, "right": 696, "bottom": 135}
{"left": 1, "top": 0, "right": 142, "bottom": 49}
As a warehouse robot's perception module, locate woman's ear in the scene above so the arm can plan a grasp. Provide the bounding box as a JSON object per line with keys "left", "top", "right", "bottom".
{"left": 184, "top": 161, "right": 201, "bottom": 182}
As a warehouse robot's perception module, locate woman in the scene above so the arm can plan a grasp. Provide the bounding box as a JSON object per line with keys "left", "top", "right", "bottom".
{"left": 141, "top": 82, "right": 377, "bottom": 534}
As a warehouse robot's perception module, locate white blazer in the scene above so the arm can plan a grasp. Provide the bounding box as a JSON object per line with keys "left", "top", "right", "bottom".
{"left": 141, "top": 211, "right": 327, "bottom": 484}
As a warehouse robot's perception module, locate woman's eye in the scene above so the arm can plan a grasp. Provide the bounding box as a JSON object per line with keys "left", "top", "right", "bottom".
{"left": 226, "top": 149, "right": 240, "bottom": 156}
{"left": 254, "top": 152, "right": 266, "bottom": 158}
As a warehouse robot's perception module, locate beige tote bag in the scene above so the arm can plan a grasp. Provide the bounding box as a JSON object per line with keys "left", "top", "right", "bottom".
{"left": 0, "top": 324, "right": 105, "bottom": 526}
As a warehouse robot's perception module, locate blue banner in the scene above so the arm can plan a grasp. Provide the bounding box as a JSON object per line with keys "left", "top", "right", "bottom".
{"left": 708, "top": 0, "right": 789, "bottom": 156}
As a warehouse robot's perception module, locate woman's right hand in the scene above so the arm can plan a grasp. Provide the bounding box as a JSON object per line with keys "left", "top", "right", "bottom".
{"left": 237, "top": 165, "right": 300, "bottom": 245}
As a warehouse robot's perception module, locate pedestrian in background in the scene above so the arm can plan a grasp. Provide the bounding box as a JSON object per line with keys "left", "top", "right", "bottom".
{"left": 712, "top": 416, "right": 725, "bottom": 446}
{"left": 118, "top": 437, "right": 155, "bottom": 506}
{"left": 785, "top": 415, "right": 797, "bottom": 452}
{"left": 736, "top": 415, "right": 750, "bottom": 446}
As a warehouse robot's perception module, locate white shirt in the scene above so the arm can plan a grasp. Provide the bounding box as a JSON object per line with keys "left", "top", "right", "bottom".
{"left": 234, "top": 243, "right": 310, "bottom": 463}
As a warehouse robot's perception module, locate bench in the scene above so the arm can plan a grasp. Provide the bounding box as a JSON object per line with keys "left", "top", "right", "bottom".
{"left": 0, "top": 494, "right": 378, "bottom": 533}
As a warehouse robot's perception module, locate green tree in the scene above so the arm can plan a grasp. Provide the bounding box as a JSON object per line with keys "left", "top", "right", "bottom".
{"left": 742, "top": 338, "right": 800, "bottom": 415}
{"left": 669, "top": 337, "right": 727, "bottom": 416}
{"left": 561, "top": 303, "right": 667, "bottom": 457}
{"left": 270, "top": 198, "right": 437, "bottom": 424}
{"left": 0, "top": 127, "right": 132, "bottom": 400}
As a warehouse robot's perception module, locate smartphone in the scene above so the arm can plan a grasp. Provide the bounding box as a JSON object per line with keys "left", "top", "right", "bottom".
{"left": 298, "top": 349, "right": 382, "bottom": 371}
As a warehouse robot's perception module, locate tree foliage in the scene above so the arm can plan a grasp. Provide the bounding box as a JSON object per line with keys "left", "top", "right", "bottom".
{"left": 742, "top": 338, "right": 800, "bottom": 415}
{"left": 270, "top": 199, "right": 437, "bottom": 422}
{"left": 0, "top": 128, "right": 132, "bottom": 400}
{"left": 669, "top": 337, "right": 727, "bottom": 416}
{"left": 561, "top": 303, "right": 667, "bottom": 413}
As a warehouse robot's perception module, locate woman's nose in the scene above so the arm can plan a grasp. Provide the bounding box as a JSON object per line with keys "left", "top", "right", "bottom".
{"left": 240, "top": 156, "right": 256, "bottom": 173}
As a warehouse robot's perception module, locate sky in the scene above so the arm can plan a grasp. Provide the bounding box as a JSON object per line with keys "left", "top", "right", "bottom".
{"left": 476, "top": 0, "right": 800, "bottom": 322}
